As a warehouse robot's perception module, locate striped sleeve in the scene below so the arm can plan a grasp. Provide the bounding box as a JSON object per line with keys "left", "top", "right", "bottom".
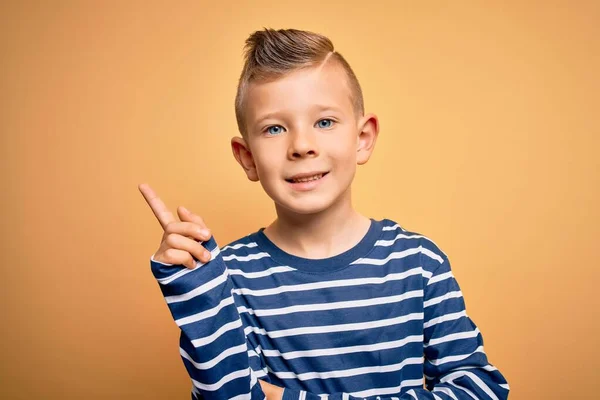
{"left": 150, "top": 236, "right": 268, "bottom": 399}
{"left": 417, "top": 246, "right": 510, "bottom": 399}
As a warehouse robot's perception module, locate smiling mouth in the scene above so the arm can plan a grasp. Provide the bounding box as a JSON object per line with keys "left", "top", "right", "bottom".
{"left": 286, "top": 172, "right": 329, "bottom": 183}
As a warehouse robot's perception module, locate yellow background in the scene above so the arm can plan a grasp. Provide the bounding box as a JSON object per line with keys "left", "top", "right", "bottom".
{"left": 1, "top": 1, "right": 598, "bottom": 399}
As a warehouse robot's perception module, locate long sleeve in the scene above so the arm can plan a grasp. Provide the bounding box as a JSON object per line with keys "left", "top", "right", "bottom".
{"left": 150, "top": 236, "right": 268, "bottom": 399}
{"left": 415, "top": 250, "right": 509, "bottom": 399}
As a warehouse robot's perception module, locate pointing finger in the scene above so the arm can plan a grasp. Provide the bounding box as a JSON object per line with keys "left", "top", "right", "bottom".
{"left": 138, "top": 183, "right": 175, "bottom": 230}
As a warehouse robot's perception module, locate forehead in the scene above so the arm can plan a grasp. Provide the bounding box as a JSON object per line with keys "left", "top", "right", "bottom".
{"left": 245, "top": 63, "right": 354, "bottom": 122}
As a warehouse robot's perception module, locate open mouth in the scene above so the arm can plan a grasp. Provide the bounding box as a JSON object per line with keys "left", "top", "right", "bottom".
{"left": 285, "top": 172, "right": 329, "bottom": 183}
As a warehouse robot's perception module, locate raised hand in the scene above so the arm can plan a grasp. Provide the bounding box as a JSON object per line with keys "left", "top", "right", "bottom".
{"left": 138, "top": 183, "right": 212, "bottom": 269}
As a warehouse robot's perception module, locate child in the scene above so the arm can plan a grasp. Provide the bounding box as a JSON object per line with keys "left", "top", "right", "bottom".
{"left": 139, "top": 28, "right": 509, "bottom": 400}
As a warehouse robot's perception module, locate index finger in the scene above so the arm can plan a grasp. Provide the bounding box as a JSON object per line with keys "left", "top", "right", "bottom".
{"left": 138, "top": 183, "right": 175, "bottom": 230}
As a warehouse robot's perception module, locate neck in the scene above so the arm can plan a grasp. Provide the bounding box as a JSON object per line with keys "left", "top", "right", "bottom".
{"left": 263, "top": 187, "right": 371, "bottom": 259}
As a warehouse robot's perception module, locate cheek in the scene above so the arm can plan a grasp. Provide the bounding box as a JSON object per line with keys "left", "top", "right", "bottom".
{"left": 253, "top": 152, "right": 280, "bottom": 180}
{"left": 332, "top": 129, "right": 358, "bottom": 156}
{"left": 334, "top": 142, "right": 358, "bottom": 165}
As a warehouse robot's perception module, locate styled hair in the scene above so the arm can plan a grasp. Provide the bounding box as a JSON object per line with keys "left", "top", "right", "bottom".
{"left": 234, "top": 28, "right": 364, "bottom": 137}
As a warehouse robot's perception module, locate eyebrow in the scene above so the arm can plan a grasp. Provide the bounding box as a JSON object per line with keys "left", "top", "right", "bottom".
{"left": 253, "top": 112, "right": 283, "bottom": 127}
{"left": 252, "top": 105, "right": 344, "bottom": 127}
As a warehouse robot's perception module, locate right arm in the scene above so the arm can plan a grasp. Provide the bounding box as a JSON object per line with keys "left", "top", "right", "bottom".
{"left": 151, "top": 236, "right": 267, "bottom": 399}
{"left": 140, "top": 183, "right": 268, "bottom": 399}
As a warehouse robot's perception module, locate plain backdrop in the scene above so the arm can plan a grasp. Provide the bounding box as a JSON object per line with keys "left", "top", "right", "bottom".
{"left": 1, "top": 1, "right": 598, "bottom": 399}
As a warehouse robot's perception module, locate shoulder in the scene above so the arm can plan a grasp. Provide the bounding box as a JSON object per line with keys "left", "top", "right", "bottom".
{"left": 219, "top": 230, "right": 262, "bottom": 259}
{"left": 217, "top": 229, "right": 272, "bottom": 273}
{"left": 376, "top": 218, "right": 450, "bottom": 273}
{"left": 219, "top": 232, "right": 258, "bottom": 254}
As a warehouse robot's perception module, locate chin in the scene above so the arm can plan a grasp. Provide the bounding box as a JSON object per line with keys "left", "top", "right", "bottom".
{"left": 277, "top": 196, "right": 339, "bottom": 216}
{"left": 263, "top": 182, "right": 349, "bottom": 216}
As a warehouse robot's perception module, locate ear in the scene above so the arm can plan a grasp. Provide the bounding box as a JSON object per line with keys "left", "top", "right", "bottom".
{"left": 356, "top": 113, "right": 380, "bottom": 165}
{"left": 231, "top": 136, "right": 259, "bottom": 182}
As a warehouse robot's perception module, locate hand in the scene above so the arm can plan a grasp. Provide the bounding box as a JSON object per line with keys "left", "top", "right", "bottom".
{"left": 259, "top": 380, "right": 283, "bottom": 400}
{"left": 139, "top": 183, "right": 212, "bottom": 269}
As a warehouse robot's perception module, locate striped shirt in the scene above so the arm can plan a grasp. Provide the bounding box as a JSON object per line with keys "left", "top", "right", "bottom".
{"left": 150, "top": 218, "right": 509, "bottom": 400}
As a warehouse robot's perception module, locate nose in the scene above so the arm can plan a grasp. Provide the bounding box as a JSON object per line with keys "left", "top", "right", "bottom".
{"left": 287, "top": 129, "right": 319, "bottom": 160}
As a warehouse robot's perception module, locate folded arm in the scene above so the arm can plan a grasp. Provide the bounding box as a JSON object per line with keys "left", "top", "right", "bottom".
{"left": 270, "top": 248, "right": 509, "bottom": 400}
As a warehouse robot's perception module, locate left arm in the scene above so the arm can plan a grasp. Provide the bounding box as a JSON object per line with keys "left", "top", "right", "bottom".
{"left": 407, "top": 250, "right": 510, "bottom": 400}
{"left": 261, "top": 251, "right": 509, "bottom": 400}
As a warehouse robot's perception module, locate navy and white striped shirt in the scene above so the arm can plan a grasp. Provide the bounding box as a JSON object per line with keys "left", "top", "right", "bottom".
{"left": 151, "top": 218, "right": 509, "bottom": 400}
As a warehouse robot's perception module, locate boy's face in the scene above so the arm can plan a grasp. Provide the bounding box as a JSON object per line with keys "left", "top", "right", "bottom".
{"left": 232, "top": 62, "right": 378, "bottom": 216}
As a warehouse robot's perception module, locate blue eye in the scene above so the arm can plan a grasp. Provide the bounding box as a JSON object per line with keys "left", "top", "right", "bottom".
{"left": 317, "top": 119, "right": 334, "bottom": 128}
{"left": 266, "top": 125, "right": 285, "bottom": 135}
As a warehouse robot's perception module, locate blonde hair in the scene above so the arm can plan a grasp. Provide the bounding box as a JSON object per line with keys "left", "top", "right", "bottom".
{"left": 234, "top": 28, "right": 365, "bottom": 137}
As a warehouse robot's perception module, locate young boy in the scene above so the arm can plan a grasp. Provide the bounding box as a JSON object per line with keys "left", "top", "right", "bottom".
{"left": 139, "top": 28, "right": 509, "bottom": 400}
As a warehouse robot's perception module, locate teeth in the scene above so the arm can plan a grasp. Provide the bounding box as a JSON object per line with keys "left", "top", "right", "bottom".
{"left": 292, "top": 173, "right": 324, "bottom": 183}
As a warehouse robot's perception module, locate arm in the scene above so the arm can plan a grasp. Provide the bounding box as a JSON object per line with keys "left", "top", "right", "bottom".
{"left": 151, "top": 235, "right": 269, "bottom": 399}
{"left": 265, "top": 249, "right": 510, "bottom": 400}
{"left": 410, "top": 250, "right": 510, "bottom": 400}
{"left": 139, "top": 184, "right": 268, "bottom": 399}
